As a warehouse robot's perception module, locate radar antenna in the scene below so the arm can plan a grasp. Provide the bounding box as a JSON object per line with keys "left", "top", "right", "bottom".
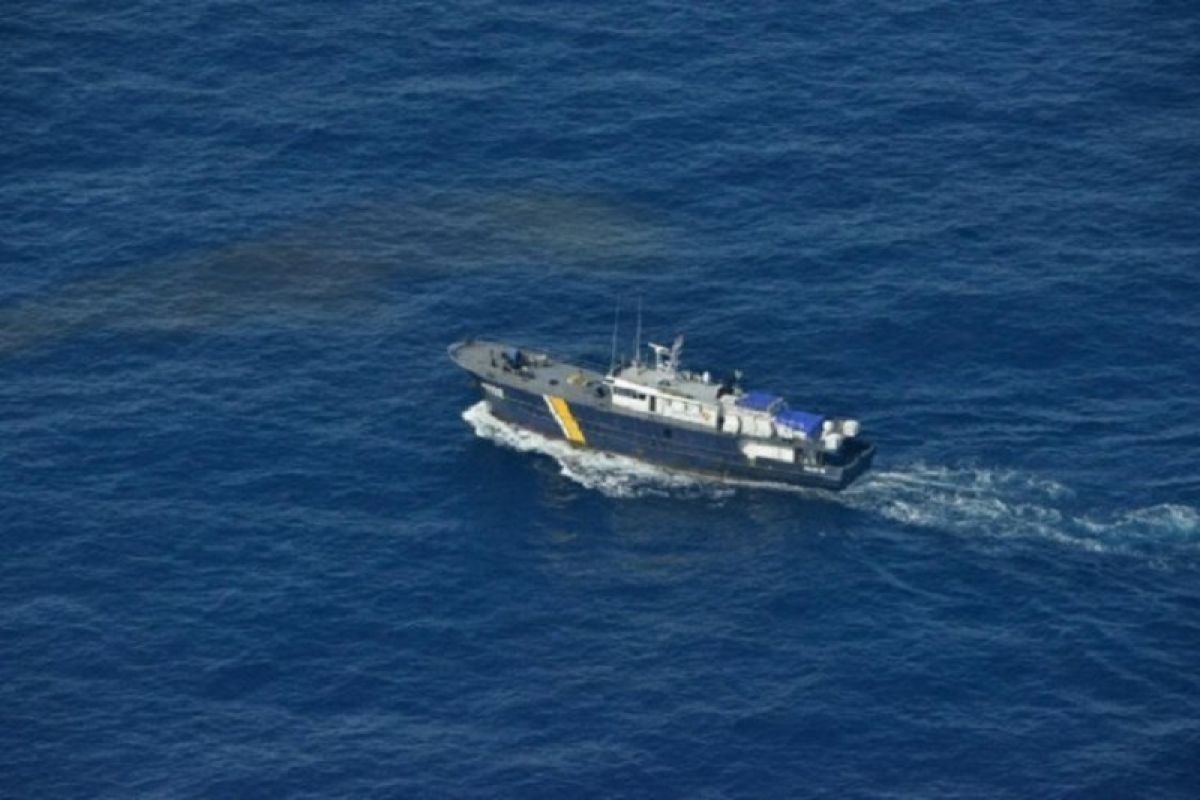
{"left": 648, "top": 333, "right": 684, "bottom": 375}
{"left": 670, "top": 334, "right": 684, "bottom": 371}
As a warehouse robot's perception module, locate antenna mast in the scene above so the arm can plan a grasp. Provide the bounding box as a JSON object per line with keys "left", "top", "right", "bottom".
{"left": 632, "top": 296, "right": 643, "bottom": 368}
{"left": 608, "top": 303, "right": 620, "bottom": 373}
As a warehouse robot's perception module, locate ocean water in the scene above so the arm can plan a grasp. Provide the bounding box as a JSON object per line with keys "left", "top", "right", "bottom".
{"left": 3, "top": 1, "right": 1199, "bottom": 796}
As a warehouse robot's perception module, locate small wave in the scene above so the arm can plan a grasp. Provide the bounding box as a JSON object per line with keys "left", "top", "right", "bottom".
{"left": 461, "top": 403, "right": 1199, "bottom": 557}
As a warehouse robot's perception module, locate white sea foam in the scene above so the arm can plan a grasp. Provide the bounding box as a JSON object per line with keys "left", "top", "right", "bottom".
{"left": 1078, "top": 503, "right": 1200, "bottom": 537}
{"left": 843, "top": 464, "right": 1098, "bottom": 550}
{"left": 462, "top": 401, "right": 731, "bottom": 499}
{"left": 462, "top": 402, "right": 1199, "bottom": 555}
{"left": 846, "top": 465, "right": 1199, "bottom": 555}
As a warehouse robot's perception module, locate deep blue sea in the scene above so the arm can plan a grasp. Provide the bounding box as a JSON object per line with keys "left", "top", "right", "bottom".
{"left": 4, "top": 1, "right": 1200, "bottom": 797}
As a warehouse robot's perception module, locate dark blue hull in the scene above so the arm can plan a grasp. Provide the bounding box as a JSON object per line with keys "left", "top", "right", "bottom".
{"left": 478, "top": 380, "right": 874, "bottom": 491}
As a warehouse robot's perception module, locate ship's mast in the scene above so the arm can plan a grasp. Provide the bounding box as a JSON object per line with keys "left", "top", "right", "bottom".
{"left": 608, "top": 303, "right": 620, "bottom": 373}
{"left": 632, "top": 296, "right": 643, "bottom": 369}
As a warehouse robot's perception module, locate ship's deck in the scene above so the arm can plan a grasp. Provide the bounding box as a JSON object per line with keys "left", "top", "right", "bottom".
{"left": 448, "top": 340, "right": 613, "bottom": 406}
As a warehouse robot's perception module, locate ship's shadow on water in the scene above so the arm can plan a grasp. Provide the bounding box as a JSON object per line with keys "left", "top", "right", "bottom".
{"left": 463, "top": 401, "right": 1200, "bottom": 565}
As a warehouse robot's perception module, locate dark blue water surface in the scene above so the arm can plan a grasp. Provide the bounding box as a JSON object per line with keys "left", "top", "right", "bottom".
{"left": 4, "top": 2, "right": 1200, "bottom": 797}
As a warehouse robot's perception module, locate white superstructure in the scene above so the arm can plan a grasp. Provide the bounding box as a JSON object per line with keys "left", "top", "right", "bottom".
{"left": 604, "top": 335, "right": 859, "bottom": 457}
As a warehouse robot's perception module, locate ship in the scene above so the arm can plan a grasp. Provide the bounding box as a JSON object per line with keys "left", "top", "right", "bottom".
{"left": 449, "top": 333, "right": 875, "bottom": 491}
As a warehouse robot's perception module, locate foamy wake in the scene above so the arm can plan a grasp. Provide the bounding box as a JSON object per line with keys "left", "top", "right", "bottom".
{"left": 462, "top": 402, "right": 1199, "bottom": 555}
{"left": 462, "top": 401, "right": 732, "bottom": 499}
{"left": 846, "top": 466, "right": 1199, "bottom": 554}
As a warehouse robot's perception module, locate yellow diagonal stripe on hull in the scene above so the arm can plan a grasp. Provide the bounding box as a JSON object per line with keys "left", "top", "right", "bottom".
{"left": 545, "top": 395, "right": 587, "bottom": 445}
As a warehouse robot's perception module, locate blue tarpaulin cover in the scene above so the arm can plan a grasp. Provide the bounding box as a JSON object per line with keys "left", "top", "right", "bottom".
{"left": 736, "top": 391, "right": 782, "bottom": 412}
{"left": 775, "top": 408, "right": 824, "bottom": 437}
